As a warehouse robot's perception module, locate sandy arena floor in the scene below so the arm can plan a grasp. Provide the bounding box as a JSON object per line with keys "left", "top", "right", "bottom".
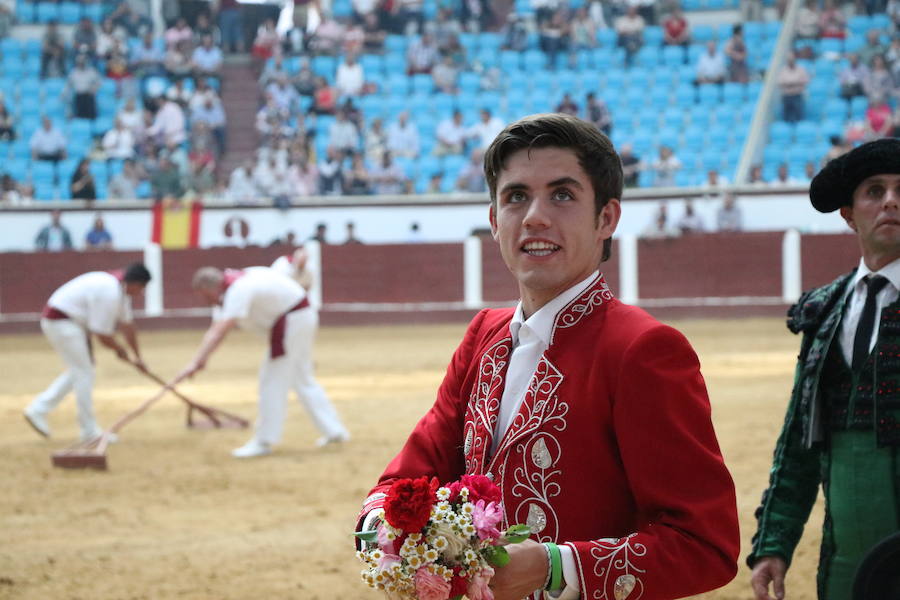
{"left": 0, "top": 318, "right": 822, "bottom": 600}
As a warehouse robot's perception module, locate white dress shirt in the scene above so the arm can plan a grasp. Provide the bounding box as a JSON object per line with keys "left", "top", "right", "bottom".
{"left": 839, "top": 257, "right": 900, "bottom": 365}
{"left": 492, "top": 270, "right": 600, "bottom": 600}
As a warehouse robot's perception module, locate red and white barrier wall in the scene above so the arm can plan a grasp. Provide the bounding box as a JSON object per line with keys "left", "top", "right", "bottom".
{"left": 0, "top": 230, "right": 859, "bottom": 333}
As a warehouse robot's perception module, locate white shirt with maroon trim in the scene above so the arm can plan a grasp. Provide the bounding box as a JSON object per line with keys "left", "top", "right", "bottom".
{"left": 47, "top": 271, "right": 133, "bottom": 335}
{"left": 218, "top": 267, "right": 306, "bottom": 335}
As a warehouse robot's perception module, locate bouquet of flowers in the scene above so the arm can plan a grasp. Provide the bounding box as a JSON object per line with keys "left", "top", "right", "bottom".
{"left": 355, "top": 474, "right": 531, "bottom": 600}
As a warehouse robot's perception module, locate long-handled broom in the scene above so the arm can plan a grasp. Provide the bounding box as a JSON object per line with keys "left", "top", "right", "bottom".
{"left": 131, "top": 364, "right": 249, "bottom": 430}
{"left": 51, "top": 385, "right": 171, "bottom": 470}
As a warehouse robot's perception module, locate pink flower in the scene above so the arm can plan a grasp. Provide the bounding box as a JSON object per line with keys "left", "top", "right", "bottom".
{"left": 376, "top": 522, "right": 395, "bottom": 554}
{"left": 472, "top": 499, "right": 503, "bottom": 541}
{"left": 447, "top": 474, "right": 501, "bottom": 504}
{"left": 414, "top": 567, "right": 451, "bottom": 600}
{"left": 377, "top": 552, "right": 401, "bottom": 573}
{"left": 466, "top": 566, "right": 495, "bottom": 600}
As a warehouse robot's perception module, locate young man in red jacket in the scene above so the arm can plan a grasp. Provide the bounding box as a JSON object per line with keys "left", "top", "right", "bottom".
{"left": 359, "top": 113, "right": 739, "bottom": 599}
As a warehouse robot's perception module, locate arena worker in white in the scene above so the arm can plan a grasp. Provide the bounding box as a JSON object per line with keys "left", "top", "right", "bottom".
{"left": 24, "top": 263, "right": 152, "bottom": 441}
{"left": 172, "top": 266, "right": 349, "bottom": 458}
{"left": 270, "top": 246, "right": 314, "bottom": 292}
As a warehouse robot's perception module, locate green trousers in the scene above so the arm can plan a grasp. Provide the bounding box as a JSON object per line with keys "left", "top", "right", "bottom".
{"left": 827, "top": 431, "right": 898, "bottom": 599}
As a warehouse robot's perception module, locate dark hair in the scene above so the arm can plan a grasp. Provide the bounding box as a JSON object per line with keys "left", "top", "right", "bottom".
{"left": 123, "top": 262, "right": 152, "bottom": 284}
{"left": 483, "top": 113, "right": 623, "bottom": 261}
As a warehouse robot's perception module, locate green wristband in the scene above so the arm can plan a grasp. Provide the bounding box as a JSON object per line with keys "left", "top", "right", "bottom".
{"left": 543, "top": 542, "right": 563, "bottom": 592}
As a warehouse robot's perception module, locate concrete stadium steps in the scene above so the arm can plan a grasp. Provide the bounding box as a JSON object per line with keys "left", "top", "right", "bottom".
{"left": 219, "top": 56, "right": 260, "bottom": 183}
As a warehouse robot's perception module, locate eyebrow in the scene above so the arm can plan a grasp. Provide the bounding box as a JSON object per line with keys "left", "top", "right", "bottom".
{"left": 498, "top": 176, "right": 585, "bottom": 196}
{"left": 860, "top": 176, "right": 900, "bottom": 186}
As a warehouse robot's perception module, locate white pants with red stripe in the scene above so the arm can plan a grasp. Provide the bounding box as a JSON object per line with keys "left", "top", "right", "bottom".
{"left": 255, "top": 308, "right": 347, "bottom": 445}
{"left": 28, "top": 318, "right": 98, "bottom": 438}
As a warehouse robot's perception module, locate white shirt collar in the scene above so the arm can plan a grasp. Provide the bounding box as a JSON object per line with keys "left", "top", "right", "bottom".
{"left": 509, "top": 271, "right": 600, "bottom": 347}
{"left": 851, "top": 256, "right": 900, "bottom": 293}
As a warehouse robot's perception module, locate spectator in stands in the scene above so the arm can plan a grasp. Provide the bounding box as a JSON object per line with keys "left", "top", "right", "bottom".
{"left": 329, "top": 108, "right": 360, "bottom": 156}
{"left": 290, "top": 151, "right": 319, "bottom": 197}
{"left": 1, "top": 174, "right": 24, "bottom": 206}
{"left": 166, "top": 78, "right": 193, "bottom": 110}
{"left": 798, "top": 161, "right": 817, "bottom": 184}
{"left": 386, "top": 111, "right": 420, "bottom": 159}
{"left": 839, "top": 53, "right": 868, "bottom": 99}
{"left": 30, "top": 117, "right": 67, "bottom": 162}
{"left": 150, "top": 155, "right": 184, "bottom": 200}
{"left": 825, "top": 134, "right": 850, "bottom": 163}
{"left": 696, "top": 40, "right": 727, "bottom": 85}
{"left": 35, "top": 209, "right": 73, "bottom": 251}
{"left": 778, "top": 53, "right": 809, "bottom": 123}
{"left": 501, "top": 14, "right": 529, "bottom": 52}
{"left": 67, "top": 54, "right": 101, "bottom": 120}
{"left": 555, "top": 92, "right": 579, "bottom": 116}
{"left": 343, "top": 220, "right": 362, "bottom": 243}
{"left": 539, "top": 9, "right": 571, "bottom": 68}
{"left": 651, "top": 145, "right": 682, "bottom": 187}
{"left": 130, "top": 31, "right": 166, "bottom": 79}
{"left": 865, "top": 92, "right": 894, "bottom": 139}
{"left": 106, "top": 49, "right": 134, "bottom": 96}
{"left": 426, "top": 172, "right": 444, "bottom": 193}
{"left": 397, "top": 0, "right": 426, "bottom": 34}
{"left": 96, "top": 17, "right": 124, "bottom": 60}
{"left": 890, "top": 0, "right": 900, "bottom": 28}
{"left": 455, "top": 148, "right": 487, "bottom": 193}
{"left": 309, "top": 13, "right": 346, "bottom": 55}
{"left": 193, "top": 13, "right": 219, "bottom": 45}
{"left": 310, "top": 76, "right": 338, "bottom": 115}
{"left": 266, "top": 74, "right": 300, "bottom": 115}
{"left": 886, "top": 35, "right": 900, "bottom": 80}
{"left": 434, "top": 7, "right": 463, "bottom": 51}
{"left": 795, "top": 0, "right": 820, "bottom": 39}
{"left": 615, "top": 5, "right": 645, "bottom": 65}
{"left": 716, "top": 193, "right": 743, "bottom": 232}
{"left": 365, "top": 117, "right": 388, "bottom": 164}
{"left": 185, "top": 140, "right": 216, "bottom": 196}
{"left": 0, "top": 102, "right": 15, "bottom": 141}
{"left": 40, "top": 20, "right": 66, "bottom": 79}
{"left": 216, "top": 0, "right": 244, "bottom": 52}
{"left": 345, "top": 152, "right": 372, "bottom": 195}
{"left": 434, "top": 110, "right": 467, "bottom": 156}
{"left": 0, "top": 0, "right": 12, "bottom": 39}
{"left": 163, "top": 138, "right": 189, "bottom": 178}
{"left": 165, "top": 40, "right": 194, "bottom": 81}
{"left": 102, "top": 118, "right": 136, "bottom": 160}
{"left": 406, "top": 31, "right": 440, "bottom": 74}
{"left": 585, "top": 92, "right": 612, "bottom": 135}
{"left": 318, "top": 146, "right": 345, "bottom": 195}
{"left": 863, "top": 55, "right": 895, "bottom": 103}
{"left": 259, "top": 55, "right": 289, "bottom": 88}
{"left": 251, "top": 18, "right": 280, "bottom": 76}
{"left": 676, "top": 199, "right": 704, "bottom": 234}
{"left": 290, "top": 58, "right": 316, "bottom": 97}
{"left": 336, "top": 52, "right": 365, "bottom": 97}
{"left": 311, "top": 222, "right": 328, "bottom": 244}
{"left": 225, "top": 160, "right": 258, "bottom": 204}
{"left": 362, "top": 13, "right": 387, "bottom": 53}
{"left": 353, "top": 0, "right": 379, "bottom": 21}
{"left": 663, "top": 6, "right": 690, "bottom": 46}
{"left": 724, "top": 25, "right": 749, "bottom": 84}
{"left": 702, "top": 168, "right": 730, "bottom": 190}
{"left": 369, "top": 151, "right": 408, "bottom": 195}
{"left": 111, "top": 3, "right": 152, "bottom": 38}
{"left": 191, "top": 96, "right": 227, "bottom": 156}
{"left": 192, "top": 34, "right": 223, "bottom": 83}
{"left": 818, "top": 0, "right": 846, "bottom": 39}
{"left": 342, "top": 19, "right": 366, "bottom": 56}
{"left": 466, "top": 108, "right": 504, "bottom": 151}
{"left": 117, "top": 97, "right": 144, "bottom": 137}
{"left": 165, "top": 17, "right": 194, "bottom": 50}
{"left": 772, "top": 162, "right": 800, "bottom": 185}
{"left": 85, "top": 215, "right": 113, "bottom": 250}
{"left": 571, "top": 6, "right": 599, "bottom": 51}
{"left": 72, "top": 16, "right": 98, "bottom": 59}
{"left": 432, "top": 54, "right": 459, "bottom": 94}
{"left": 108, "top": 159, "right": 142, "bottom": 200}
{"left": 641, "top": 202, "right": 677, "bottom": 238}
{"left": 147, "top": 97, "right": 187, "bottom": 147}
{"left": 620, "top": 143, "right": 641, "bottom": 187}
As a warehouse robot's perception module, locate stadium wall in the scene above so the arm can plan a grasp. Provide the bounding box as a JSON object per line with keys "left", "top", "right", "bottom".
{"left": 0, "top": 231, "right": 860, "bottom": 333}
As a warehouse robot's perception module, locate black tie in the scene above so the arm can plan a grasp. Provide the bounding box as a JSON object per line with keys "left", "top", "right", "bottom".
{"left": 852, "top": 275, "right": 889, "bottom": 371}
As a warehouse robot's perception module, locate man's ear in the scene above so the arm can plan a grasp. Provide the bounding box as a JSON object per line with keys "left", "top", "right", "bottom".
{"left": 597, "top": 198, "right": 622, "bottom": 240}
{"left": 839, "top": 205, "right": 857, "bottom": 232}
{"left": 489, "top": 205, "right": 498, "bottom": 240}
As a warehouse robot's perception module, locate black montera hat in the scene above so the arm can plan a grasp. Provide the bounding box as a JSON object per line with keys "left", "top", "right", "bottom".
{"left": 810, "top": 138, "right": 900, "bottom": 213}
{"left": 852, "top": 531, "right": 900, "bottom": 600}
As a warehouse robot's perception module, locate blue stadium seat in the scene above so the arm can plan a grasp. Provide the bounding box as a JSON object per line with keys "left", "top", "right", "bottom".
{"left": 596, "top": 29, "right": 616, "bottom": 47}
{"left": 82, "top": 2, "right": 103, "bottom": 22}
{"left": 68, "top": 119, "right": 94, "bottom": 140}
{"left": 360, "top": 54, "right": 383, "bottom": 75}
{"left": 522, "top": 49, "right": 547, "bottom": 71}
{"left": 554, "top": 70, "right": 579, "bottom": 93}
{"left": 2, "top": 56, "right": 23, "bottom": 78}
{"left": 58, "top": 159, "right": 77, "bottom": 183}
{"left": 634, "top": 46, "right": 659, "bottom": 68}
{"left": 458, "top": 71, "right": 480, "bottom": 94}
{"left": 743, "top": 21, "right": 764, "bottom": 43}
{"left": 31, "top": 161, "right": 56, "bottom": 184}
{"left": 847, "top": 15, "right": 872, "bottom": 37}
{"left": 385, "top": 35, "right": 407, "bottom": 54}
{"left": 474, "top": 48, "right": 499, "bottom": 70}
{"left": 643, "top": 26, "right": 664, "bottom": 47}
{"left": 722, "top": 82, "right": 744, "bottom": 104}
{"left": 627, "top": 67, "right": 652, "bottom": 89}
{"left": 312, "top": 55, "right": 336, "bottom": 79}
{"left": 480, "top": 33, "right": 503, "bottom": 53}
{"left": 383, "top": 52, "right": 405, "bottom": 74}
{"left": 499, "top": 51, "right": 521, "bottom": 72}
{"left": 850, "top": 95, "right": 869, "bottom": 120}
{"left": 36, "top": 3, "right": 61, "bottom": 23}
{"left": 59, "top": 1, "right": 81, "bottom": 24}
{"left": 432, "top": 94, "right": 456, "bottom": 118}
{"left": 34, "top": 182, "right": 58, "bottom": 201}
{"left": 0, "top": 37, "right": 21, "bottom": 59}
{"left": 385, "top": 73, "right": 409, "bottom": 95}
{"left": 763, "top": 21, "right": 781, "bottom": 39}
{"left": 39, "top": 77, "right": 66, "bottom": 99}
{"left": 794, "top": 121, "right": 818, "bottom": 146}
{"left": 769, "top": 121, "right": 793, "bottom": 144}
{"left": 6, "top": 157, "right": 28, "bottom": 180}
{"left": 332, "top": 0, "right": 353, "bottom": 18}
{"left": 662, "top": 45, "right": 685, "bottom": 67}
{"left": 675, "top": 84, "right": 695, "bottom": 106}
{"left": 692, "top": 25, "right": 716, "bottom": 43}
{"left": 411, "top": 73, "right": 433, "bottom": 94}
{"left": 15, "top": 0, "right": 34, "bottom": 23}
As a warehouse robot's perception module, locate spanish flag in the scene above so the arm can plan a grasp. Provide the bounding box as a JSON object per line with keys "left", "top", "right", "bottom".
{"left": 151, "top": 199, "right": 203, "bottom": 249}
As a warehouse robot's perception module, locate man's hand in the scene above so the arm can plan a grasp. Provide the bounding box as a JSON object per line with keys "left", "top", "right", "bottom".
{"left": 132, "top": 358, "right": 148, "bottom": 373}
{"left": 114, "top": 346, "right": 129, "bottom": 361}
{"left": 174, "top": 359, "right": 205, "bottom": 385}
{"left": 750, "top": 555, "right": 787, "bottom": 600}
{"left": 489, "top": 539, "right": 548, "bottom": 600}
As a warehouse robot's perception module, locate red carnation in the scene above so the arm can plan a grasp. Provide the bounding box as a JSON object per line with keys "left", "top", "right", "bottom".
{"left": 448, "top": 474, "right": 501, "bottom": 504}
{"left": 449, "top": 567, "right": 469, "bottom": 597}
{"left": 383, "top": 476, "right": 439, "bottom": 532}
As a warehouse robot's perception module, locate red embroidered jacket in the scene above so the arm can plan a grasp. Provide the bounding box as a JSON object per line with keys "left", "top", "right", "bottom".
{"left": 361, "top": 276, "right": 739, "bottom": 599}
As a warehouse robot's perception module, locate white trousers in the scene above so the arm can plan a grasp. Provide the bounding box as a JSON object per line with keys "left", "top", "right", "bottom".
{"left": 29, "top": 318, "right": 98, "bottom": 438}
{"left": 255, "top": 309, "right": 348, "bottom": 445}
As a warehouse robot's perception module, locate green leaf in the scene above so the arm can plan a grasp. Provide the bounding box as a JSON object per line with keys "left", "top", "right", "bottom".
{"left": 354, "top": 530, "right": 378, "bottom": 543}
{"left": 449, "top": 596, "right": 464, "bottom": 600}
{"left": 502, "top": 524, "right": 532, "bottom": 544}
{"left": 483, "top": 545, "right": 510, "bottom": 568}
